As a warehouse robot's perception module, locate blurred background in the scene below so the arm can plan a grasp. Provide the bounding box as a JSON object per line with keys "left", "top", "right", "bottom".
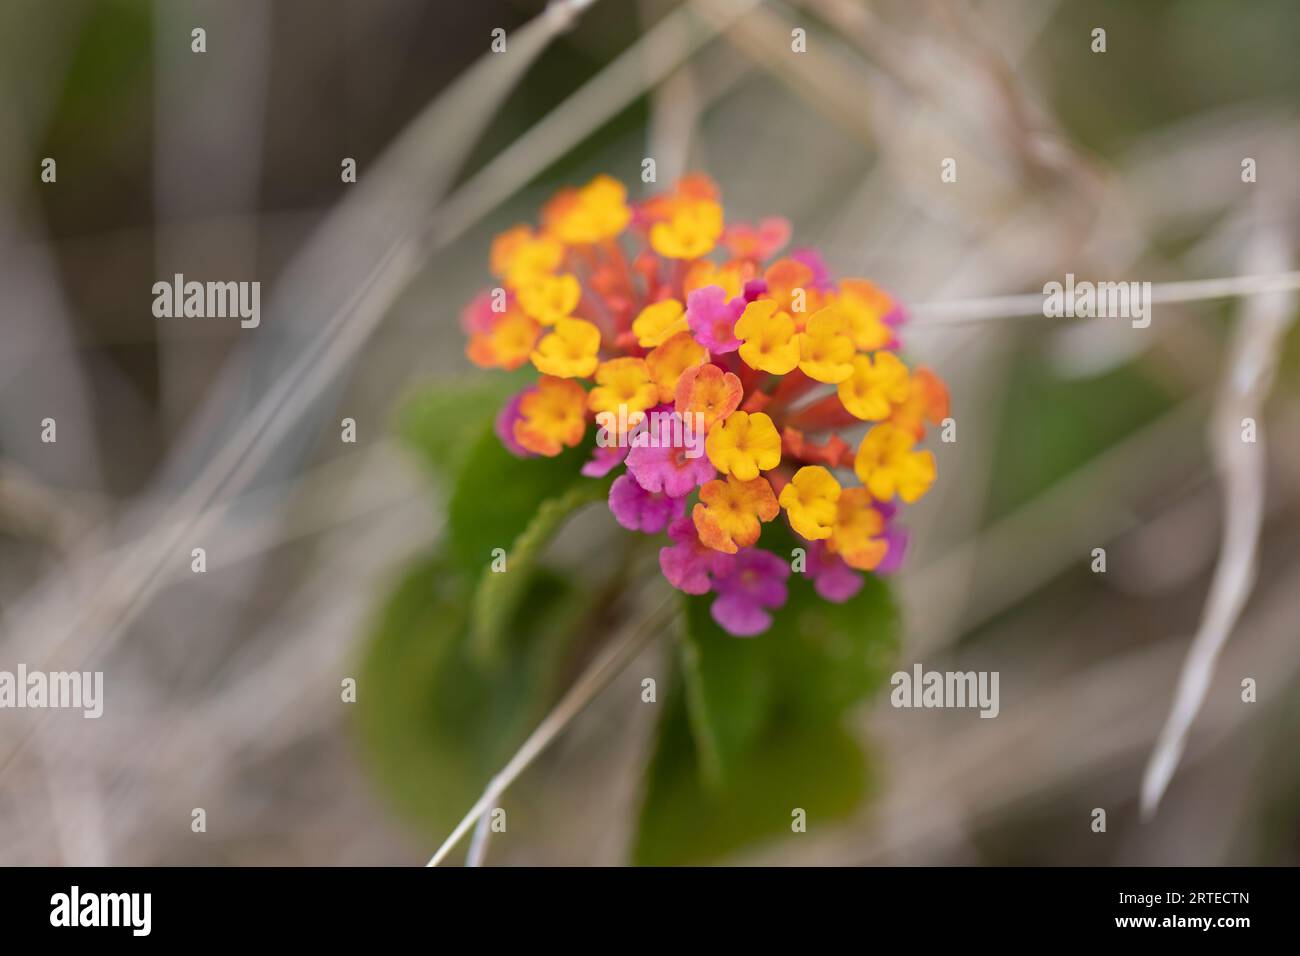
{"left": 2, "top": 0, "right": 1299, "bottom": 865}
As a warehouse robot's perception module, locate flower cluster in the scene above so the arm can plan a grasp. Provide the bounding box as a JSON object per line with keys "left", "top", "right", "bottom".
{"left": 463, "top": 174, "right": 947, "bottom": 636}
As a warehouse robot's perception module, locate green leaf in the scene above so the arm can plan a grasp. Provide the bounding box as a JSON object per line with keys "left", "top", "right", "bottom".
{"left": 445, "top": 424, "right": 594, "bottom": 577}
{"left": 354, "top": 552, "right": 595, "bottom": 839}
{"left": 396, "top": 376, "right": 523, "bottom": 482}
{"left": 471, "top": 475, "right": 613, "bottom": 661}
{"left": 681, "top": 551, "right": 900, "bottom": 784}
{"left": 633, "top": 680, "right": 868, "bottom": 866}
{"left": 633, "top": 551, "right": 901, "bottom": 864}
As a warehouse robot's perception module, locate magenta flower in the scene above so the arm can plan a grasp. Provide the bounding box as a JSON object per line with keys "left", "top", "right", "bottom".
{"left": 711, "top": 547, "right": 791, "bottom": 637}
{"left": 803, "top": 539, "right": 863, "bottom": 602}
{"left": 686, "top": 285, "right": 743, "bottom": 354}
{"left": 495, "top": 388, "right": 536, "bottom": 459}
{"left": 581, "top": 441, "right": 628, "bottom": 477}
{"left": 608, "top": 474, "right": 684, "bottom": 534}
{"left": 625, "top": 414, "right": 715, "bottom": 498}
{"left": 875, "top": 525, "right": 908, "bottom": 575}
{"left": 659, "top": 515, "right": 733, "bottom": 595}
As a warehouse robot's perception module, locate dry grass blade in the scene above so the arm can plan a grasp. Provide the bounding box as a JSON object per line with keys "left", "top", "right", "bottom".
{"left": 1140, "top": 220, "right": 1297, "bottom": 818}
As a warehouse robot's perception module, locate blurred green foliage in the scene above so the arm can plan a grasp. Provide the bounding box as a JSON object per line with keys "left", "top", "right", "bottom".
{"left": 635, "top": 543, "right": 899, "bottom": 865}
{"left": 360, "top": 380, "right": 901, "bottom": 863}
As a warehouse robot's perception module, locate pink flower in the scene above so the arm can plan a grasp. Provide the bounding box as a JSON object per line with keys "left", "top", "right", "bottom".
{"left": 495, "top": 388, "right": 537, "bottom": 459}
{"left": 659, "top": 515, "right": 733, "bottom": 594}
{"left": 608, "top": 474, "right": 684, "bottom": 534}
{"left": 686, "top": 285, "right": 742, "bottom": 354}
{"left": 722, "top": 217, "right": 791, "bottom": 261}
{"left": 581, "top": 441, "right": 628, "bottom": 477}
{"left": 864, "top": 501, "right": 908, "bottom": 574}
{"left": 711, "top": 547, "right": 791, "bottom": 636}
{"left": 803, "top": 539, "right": 863, "bottom": 601}
{"left": 625, "top": 413, "right": 715, "bottom": 498}
{"left": 460, "top": 289, "right": 503, "bottom": 335}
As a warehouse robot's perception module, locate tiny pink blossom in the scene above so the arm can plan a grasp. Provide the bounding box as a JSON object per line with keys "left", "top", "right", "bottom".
{"left": 626, "top": 414, "right": 714, "bottom": 498}
{"left": 686, "top": 285, "right": 743, "bottom": 354}
{"left": 659, "top": 515, "right": 733, "bottom": 595}
{"left": 608, "top": 474, "right": 684, "bottom": 534}
{"left": 711, "top": 547, "right": 791, "bottom": 637}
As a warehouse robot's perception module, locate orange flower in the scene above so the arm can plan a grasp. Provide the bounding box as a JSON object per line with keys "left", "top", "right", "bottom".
{"left": 492, "top": 226, "right": 565, "bottom": 288}
{"left": 514, "top": 376, "right": 588, "bottom": 456}
{"left": 645, "top": 331, "right": 708, "bottom": 403}
{"left": 683, "top": 259, "right": 751, "bottom": 300}
{"left": 763, "top": 257, "right": 816, "bottom": 316}
{"left": 826, "top": 487, "right": 889, "bottom": 570}
{"left": 674, "top": 363, "right": 743, "bottom": 430}
{"left": 693, "top": 475, "right": 780, "bottom": 553}
{"left": 466, "top": 309, "right": 541, "bottom": 371}
{"left": 890, "top": 366, "right": 950, "bottom": 439}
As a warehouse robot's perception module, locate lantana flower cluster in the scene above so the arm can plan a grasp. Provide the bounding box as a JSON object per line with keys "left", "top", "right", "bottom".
{"left": 462, "top": 174, "right": 947, "bottom": 636}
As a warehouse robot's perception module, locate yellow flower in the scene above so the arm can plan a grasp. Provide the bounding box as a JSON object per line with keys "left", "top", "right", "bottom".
{"left": 587, "top": 357, "right": 659, "bottom": 425}
{"left": 516, "top": 273, "right": 582, "bottom": 326}
{"left": 838, "top": 351, "right": 911, "bottom": 421}
{"left": 650, "top": 200, "right": 724, "bottom": 260}
{"left": 854, "top": 423, "right": 936, "bottom": 503}
{"left": 734, "top": 299, "right": 799, "bottom": 374}
{"left": 645, "top": 331, "right": 708, "bottom": 403}
{"left": 494, "top": 228, "right": 565, "bottom": 288}
{"left": 835, "top": 279, "right": 895, "bottom": 351}
{"left": 466, "top": 310, "right": 541, "bottom": 371}
{"left": 683, "top": 259, "right": 749, "bottom": 300}
{"left": 531, "top": 317, "right": 601, "bottom": 378}
{"left": 778, "top": 465, "right": 842, "bottom": 540}
{"left": 826, "top": 487, "right": 888, "bottom": 570}
{"left": 705, "top": 410, "right": 781, "bottom": 482}
{"left": 797, "top": 307, "right": 855, "bottom": 383}
{"left": 490, "top": 225, "right": 533, "bottom": 277}
{"left": 631, "top": 299, "right": 688, "bottom": 348}
{"left": 514, "top": 376, "right": 588, "bottom": 457}
{"left": 546, "top": 175, "right": 631, "bottom": 245}
{"left": 692, "top": 475, "right": 779, "bottom": 554}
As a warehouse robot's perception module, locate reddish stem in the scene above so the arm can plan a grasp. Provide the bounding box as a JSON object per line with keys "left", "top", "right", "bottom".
{"left": 785, "top": 392, "right": 859, "bottom": 431}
